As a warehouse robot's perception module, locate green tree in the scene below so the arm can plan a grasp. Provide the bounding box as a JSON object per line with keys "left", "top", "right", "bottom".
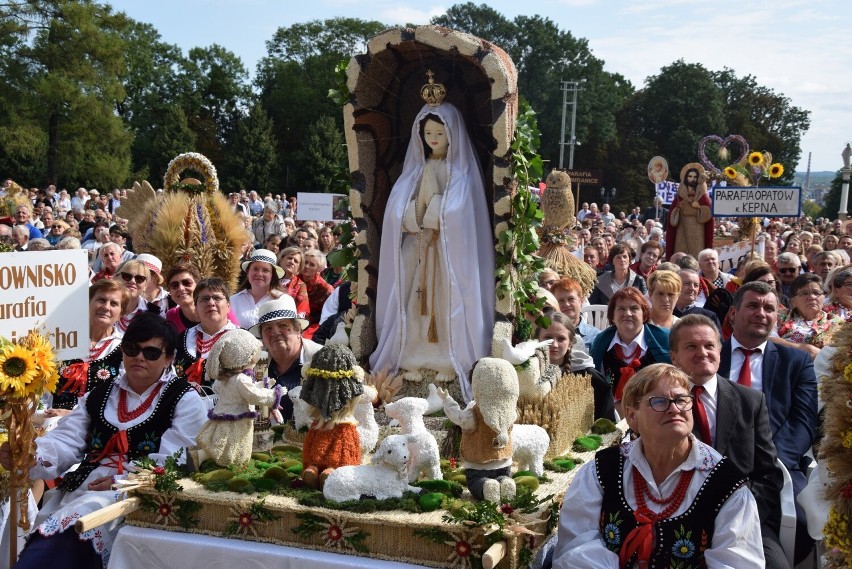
{"left": 117, "top": 20, "right": 189, "bottom": 181}
{"left": 226, "top": 103, "right": 277, "bottom": 194}
{"left": 433, "top": 4, "right": 632, "bottom": 173}
{"left": 0, "top": 0, "right": 132, "bottom": 187}
{"left": 820, "top": 173, "right": 848, "bottom": 221}
{"left": 179, "top": 44, "right": 251, "bottom": 171}
{"left": 302, "top": 115, "right": 347, "bottom": 193}
{"left": 257, "top": 17, "right": 385, "bottom": 190}
{"left": 712, "top": 69, "right": 810, "bottom": 183}
{"left": 147, "top": 105, "right": 196, "bottom": 184}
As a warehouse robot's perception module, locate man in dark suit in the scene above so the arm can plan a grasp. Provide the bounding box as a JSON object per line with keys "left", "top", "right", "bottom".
{"left": 641, "top": 195, "right": 668, "bottom": 229}
{"left": 670, "top": 314, "right": 788, "bottom": 568}
{"left": 721, "top": 281, "right": 818, "bottom": 564}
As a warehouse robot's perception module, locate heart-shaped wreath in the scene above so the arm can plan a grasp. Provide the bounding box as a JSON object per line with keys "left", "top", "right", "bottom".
{"left": 697, "top": 135, "right": 750, "bottom": 174}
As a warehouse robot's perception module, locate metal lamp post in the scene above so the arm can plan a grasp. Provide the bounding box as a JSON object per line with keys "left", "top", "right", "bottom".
{"left": 840, "top": 143, "right": 852, "bottom": 221}
{"left": 599, "top": 187, "right": 616, "bottom": 205}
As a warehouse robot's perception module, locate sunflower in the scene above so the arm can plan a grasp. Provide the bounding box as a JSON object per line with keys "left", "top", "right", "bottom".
{"left": 748, "top": 152, "right": 764, "bottom": 166}
{"left": 0, "top": 344, "right": 38, "bottom": 394}
{"left": 724, "top": 166, "right": 737, "bottom": 180}
{"left": 769, "top": 163, "right": 784, "bottom": 178}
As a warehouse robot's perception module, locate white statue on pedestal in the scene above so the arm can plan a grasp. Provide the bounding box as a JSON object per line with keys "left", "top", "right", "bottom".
{"left": 370, "top": 73, "right": 494, "bottom": 402}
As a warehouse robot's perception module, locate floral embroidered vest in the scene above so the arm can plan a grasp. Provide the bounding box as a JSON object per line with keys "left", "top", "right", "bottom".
{"left": 596, "top": 446, "right": 746, "bottom": 569}
{"left": 58, "top": 378, "right": 193, "bottom": 492}
{"left": 173, "top": 331, "right": 209, "bottom": 388}
{"left": 54, "top": 346, "right": 123, "bottom": 410}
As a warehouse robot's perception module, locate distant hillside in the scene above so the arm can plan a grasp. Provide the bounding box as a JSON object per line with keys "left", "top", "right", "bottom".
{"left": 793, "top": 171, "right": 836, "bottom": 186}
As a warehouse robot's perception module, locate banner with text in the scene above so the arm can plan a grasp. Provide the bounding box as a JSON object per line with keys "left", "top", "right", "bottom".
{"left": 566, "top": 170, "right": 602, "bottom": 185}
{"left": 712, "top": 186, "right": 802, "bottom": 218}
{"left": 0, "top": 249, "right": 89, "bottom": 360}
{"left": 716, "top": 238, "right": 765, "bottom": 274}
{"left": 296, "top": 192, "right": 348, "bottom": 222}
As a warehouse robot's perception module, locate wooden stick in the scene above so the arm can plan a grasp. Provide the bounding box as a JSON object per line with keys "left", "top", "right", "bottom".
{"left": 75, "top": 497, "right": 141, "bottom": 534}
{"left": 8, "top": 413, "right": 17, "bottom": 569}
{"left": 482, "top": 540, "right": 507, "bottom": 569}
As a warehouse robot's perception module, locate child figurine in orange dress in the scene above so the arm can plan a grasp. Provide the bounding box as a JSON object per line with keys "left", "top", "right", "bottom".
{"left": 300, "top": 344, "right": 364, "bottom": 488}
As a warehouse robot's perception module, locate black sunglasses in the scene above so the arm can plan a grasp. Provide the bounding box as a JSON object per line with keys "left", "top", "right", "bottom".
{"left": 778, "top": 267, "right": 798, "bottom": 274}
{"left": 120, "top": 272, "right": 147, "bottom": 284}
{"left": 122, "top": 342, "right": 164, "bottom": 361}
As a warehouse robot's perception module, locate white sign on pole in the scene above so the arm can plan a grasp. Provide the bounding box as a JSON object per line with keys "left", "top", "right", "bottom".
{"left": 712, "top": 186, "right": 802, "bottom": 218}
{"left": 715, "top": 238, "right": 765, "bottom": 274}
{"left": 296, "top": 192, "right": 348, "bottom": 222}
{"left": 0, "top": 249, "right": 89, "bottom": 360}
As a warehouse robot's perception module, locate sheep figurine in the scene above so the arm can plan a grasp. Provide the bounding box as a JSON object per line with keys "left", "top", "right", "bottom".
{"left": 288, "top": 386, "right": 311, "bottom": 431}
{"left": 354, "top": 384, "right": 380, "bottom": 454}
{"left": 384, "top": 397, "right": 442, "bottom": 482}
{"left": 512, "top": 424, "right": 550, "bottom": 477}
{"left": 323, "top": 434, "right": 423, "bottom": 502}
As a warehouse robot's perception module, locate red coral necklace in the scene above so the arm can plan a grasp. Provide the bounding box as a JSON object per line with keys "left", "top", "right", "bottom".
{"left": 117, "top": 383, "right": 164, "bottom": 422}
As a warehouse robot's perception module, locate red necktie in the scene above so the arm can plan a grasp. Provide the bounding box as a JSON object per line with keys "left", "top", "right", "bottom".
{"left": 691, "top": 385, "right": 712, "bottom": 444}
{"left": 737, "top": 348, "right": 757, "bottom": 387}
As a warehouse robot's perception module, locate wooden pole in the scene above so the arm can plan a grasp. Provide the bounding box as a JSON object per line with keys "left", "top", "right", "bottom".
{"left": 575, "top": 182, "right": 581, "bottom": 215}
{"left": 75, "top": 497, "right": 141, "bottom": 534}
{"left": 8, "top": 412, "right": 17, "bottom": 569}
{"left": 482, "top": 540, "right": 507, "bottom": 569}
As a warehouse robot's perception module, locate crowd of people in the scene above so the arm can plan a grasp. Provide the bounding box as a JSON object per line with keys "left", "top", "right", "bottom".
{"left": 541, "top": 200, "right": 851, "bottom": 568}
{"left": 2, "top": 177, "right": 851, "bottom": 568}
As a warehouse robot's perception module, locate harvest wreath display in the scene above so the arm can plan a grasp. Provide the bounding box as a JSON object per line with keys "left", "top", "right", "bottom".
{"left": 114, "top": 426, "right": 621, "bottom": 569}
{"left": 163, "top": 152, "right": 220, "bottom": 194}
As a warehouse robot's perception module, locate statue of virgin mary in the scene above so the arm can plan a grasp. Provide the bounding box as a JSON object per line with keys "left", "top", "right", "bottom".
{"left": 370, "top": 79, "right": 494, "bottom": 403}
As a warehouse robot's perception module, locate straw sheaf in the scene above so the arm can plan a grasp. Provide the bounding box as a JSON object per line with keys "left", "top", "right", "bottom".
{"left": 205, "top": 192, "right": 251, "bottom": 291}
{"left": 820, "top": 323, "right": 852, "bottom": 511}
{"left": 516, "top": 372, "right": 594, "bottom": 459}
{"left": 539, "top": 250, "right": 597, "bottom": 298}
{"left": 147, "top": 192, "right": 191, "bottom": 270}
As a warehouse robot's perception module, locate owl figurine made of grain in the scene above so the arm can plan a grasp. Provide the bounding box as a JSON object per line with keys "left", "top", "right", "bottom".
{"left": 541, "top": 169, "right": 575, "bottom": 230}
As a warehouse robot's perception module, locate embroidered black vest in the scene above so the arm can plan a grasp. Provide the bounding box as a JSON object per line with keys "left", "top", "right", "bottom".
{"left": 54, "top": 346, "right": 123, "bottom": 410}
{"left": 58, "top": 378, "right": 193, "bottom": 492}
{"left": 596, "top": 446, "right": 746, "bottom": 569}
{"left": 601, "top": 349, "right": 656, "bottom": 399}
{"left": 173, "top": 330, "right": 211, "bottom": 388}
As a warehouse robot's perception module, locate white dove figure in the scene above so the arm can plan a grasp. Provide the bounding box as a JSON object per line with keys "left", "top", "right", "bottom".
{"left": 327, "top": 321, "right": 349, "bottom": 346}
{"left": 501, "top": 338, "right": 553, "bottom": 366}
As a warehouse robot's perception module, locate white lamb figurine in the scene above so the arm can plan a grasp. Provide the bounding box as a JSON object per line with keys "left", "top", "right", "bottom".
{"left": 354, "top": 384, "right": 379, "bottom": 454}
{"left": 384, "top": 397, "right": 442, "bottom": 482}
{"left": 323, "top": 434, "right": 422, "bottom": 502}
{"left": 511, "top": 424, "right": 550, "bottom": 477}
{"left": 288, "top": 386, "right": 311, "bottom": 431}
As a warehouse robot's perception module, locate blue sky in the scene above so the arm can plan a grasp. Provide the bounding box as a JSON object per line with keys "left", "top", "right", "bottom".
{"left": 108, "top": 0, "right": 851, "bottom": 172}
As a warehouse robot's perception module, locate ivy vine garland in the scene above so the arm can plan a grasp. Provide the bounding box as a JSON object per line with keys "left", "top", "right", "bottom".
{"left": 163, "top": 152, "right": 220, "bottom": 194}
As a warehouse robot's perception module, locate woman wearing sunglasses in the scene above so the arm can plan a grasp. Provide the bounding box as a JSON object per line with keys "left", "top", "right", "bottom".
{"left": 174, "top": 277, "right": 238, "bottom": 388}
{"left": 113, "top": 259, "right": 156, "bottom": 332}
{"left": 553, "top": 364, "right": 763, "bottom": 568}
{"left": 1, "top": 313, "right": 207, "bottom": 569}
{"left": 48, "top": 279, "right": 130, "bottom": 415}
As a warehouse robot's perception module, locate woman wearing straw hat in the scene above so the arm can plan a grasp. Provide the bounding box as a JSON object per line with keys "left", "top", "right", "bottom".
{"left": 229, "top": 249, "right": 284, "bottom": 329}
{"left": 250, "top": 296, "right": 320, "bottom": 423}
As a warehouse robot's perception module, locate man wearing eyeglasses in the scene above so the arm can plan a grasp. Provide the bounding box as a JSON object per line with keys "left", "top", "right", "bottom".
{"left": 775, "top": 252, "right": 801, "bottom": 299}
{"left": 670, "top": 314, "right": 787, "bottom": 568}
{"left": 720, "top": 281, "right": 818, "bottom": 565}
{"left": 0, "top": 313, "right": 207, "bottom": 569}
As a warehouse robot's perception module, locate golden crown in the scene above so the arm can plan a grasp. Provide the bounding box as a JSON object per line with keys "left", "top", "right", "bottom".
{"left": 420, "top": 70, "right": 446, "bottom": 107}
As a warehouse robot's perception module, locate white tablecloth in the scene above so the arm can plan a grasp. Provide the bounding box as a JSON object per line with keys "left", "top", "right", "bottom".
{"left": 108, "top": 525, "right": 431, "bottom": 569}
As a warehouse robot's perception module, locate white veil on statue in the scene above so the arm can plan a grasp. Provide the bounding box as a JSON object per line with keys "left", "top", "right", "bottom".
{"left": 370, "top": 101, "right": 495, "bottom": 402}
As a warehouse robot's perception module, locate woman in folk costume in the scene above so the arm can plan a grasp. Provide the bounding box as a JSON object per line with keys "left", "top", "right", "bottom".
{"left": 1, "top": 314, "right": 206, "bottom": 569}
{"left": 665, "top": 163, "right": 714, "bottom": 259}
{"left": 370, "top": 73, "right": 494, "bottom": 403}
{"left": 173, "top": 277, "right": 238, "bottom": 389}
